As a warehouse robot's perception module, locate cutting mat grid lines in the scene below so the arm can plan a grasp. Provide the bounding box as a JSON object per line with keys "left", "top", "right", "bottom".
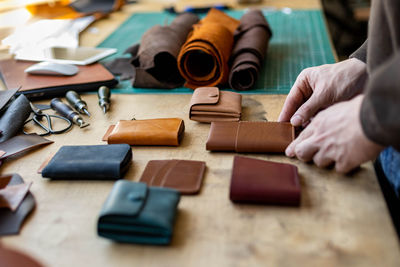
{"left": 98, "top": 9, "right": 335, "bottom": 94}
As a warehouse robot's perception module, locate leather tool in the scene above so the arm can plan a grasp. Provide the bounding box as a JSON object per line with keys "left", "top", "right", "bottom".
{"left": 97, "top": 86, "right": 111, "bottom": 114}
{"left": 50, "top": 98, "right": 89, "bottom": 128}
{"left": 66, "top": 90, "right": 91, "bottom": 116}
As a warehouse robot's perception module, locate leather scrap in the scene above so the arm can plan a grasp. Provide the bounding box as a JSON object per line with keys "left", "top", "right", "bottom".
{"left": 0, "top": 174, "right": 36, "bottom": 236}
{"left": 0, "top": 134, "right": 53, "bottom": 160}
{"left": 0, "top": 245, "right": 44, "bottom": 267}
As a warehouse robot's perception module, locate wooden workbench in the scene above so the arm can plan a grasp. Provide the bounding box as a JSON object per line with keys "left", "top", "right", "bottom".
{"left": 1, "top": 1, "right": 400, "bottom": 266}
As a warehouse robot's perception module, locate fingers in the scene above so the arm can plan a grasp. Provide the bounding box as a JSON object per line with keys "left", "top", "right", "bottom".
{"left": 278, "top": 70, "right": 313, "bottom": 123}
{"left": 290, "top": 94, "right": 324, "bottom": 127}
{"left": 313, "top": 150, "right": 334, "bottom": 168}
{"left": 285, "top": 127, "right": 314, "bottom": 157}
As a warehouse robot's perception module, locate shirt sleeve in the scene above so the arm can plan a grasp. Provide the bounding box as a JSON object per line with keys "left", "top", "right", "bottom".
{"left": 350, "top": 40, "right": 368, "bottom": 63}
{"left": 360, "top": 52, "right": 400, "bottom": 151}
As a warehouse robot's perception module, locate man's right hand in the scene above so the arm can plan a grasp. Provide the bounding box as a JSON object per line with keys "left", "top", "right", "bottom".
{"left": 278, "top": 58, "right": 367, "bottom": 126}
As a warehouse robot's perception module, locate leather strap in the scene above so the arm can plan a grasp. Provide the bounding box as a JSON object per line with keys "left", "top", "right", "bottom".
{"left": 0, "top": 134, "right": 53, "bottom": 160}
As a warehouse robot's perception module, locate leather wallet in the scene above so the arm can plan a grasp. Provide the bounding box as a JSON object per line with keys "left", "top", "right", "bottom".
{"left": 0, "top": 59, "right": 117, "bottom": 99}
{"left": 41, "top": 144, "right": 132, "bottom": 180}
{"left": 103, "top": 118, "right": 185, "bottom": 146}
{"left": 189, "top": 87, "right": 242, "bottom": 123}
{"left": 139, "top": 159, "right": 206, "bottom": 194}
{"left": 98, "top": 181, "right": 180, "bottom": 245}
{"left": 206, "top": 121, "right": 294, "bottom": 153}
{"left": 230, "top": 156, "right": 301, "bottom": 205}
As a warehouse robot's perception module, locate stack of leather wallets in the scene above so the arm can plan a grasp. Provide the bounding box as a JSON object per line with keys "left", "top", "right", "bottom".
{"left": 105, "top": 8, "right": 272, "bottom": 91}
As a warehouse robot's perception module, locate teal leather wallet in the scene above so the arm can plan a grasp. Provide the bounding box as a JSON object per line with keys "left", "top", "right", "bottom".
{"left": 97, "top": 181, "right": 180, "bottom": 245}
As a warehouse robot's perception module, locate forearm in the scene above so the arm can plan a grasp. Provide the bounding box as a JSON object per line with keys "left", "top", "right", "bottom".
{"left": 360, "top": 52, "right": 400, "bottom": 151}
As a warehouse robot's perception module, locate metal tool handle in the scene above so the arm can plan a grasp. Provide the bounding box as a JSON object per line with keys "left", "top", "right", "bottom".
{"left": 66, "top": 90, "right": 90, "bottom": 116}
{"left": 50, "top": 98, "right": 76, "bottom": 121}
{"left": 98, "top": 86, "right": 111, "bottom": 113}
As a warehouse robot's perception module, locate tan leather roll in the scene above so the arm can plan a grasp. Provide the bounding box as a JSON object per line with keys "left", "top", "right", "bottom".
{"left": 177, "top": 9, "right": 240, "bottom": 89}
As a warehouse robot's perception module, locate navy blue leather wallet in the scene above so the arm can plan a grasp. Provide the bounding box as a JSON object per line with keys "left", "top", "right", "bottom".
{"left": 41, "top": 144, "right": 132, "bottom": 180}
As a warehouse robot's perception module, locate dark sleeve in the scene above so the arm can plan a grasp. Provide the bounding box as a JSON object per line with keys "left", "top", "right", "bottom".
{"left": 360, "top": 52, "right": 400, "bottom": 151}
{"left": 349, "top": 40, "right": 368, "bottom": 63}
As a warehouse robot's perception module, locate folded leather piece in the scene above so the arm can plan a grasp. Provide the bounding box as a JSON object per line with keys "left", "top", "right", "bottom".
{"left": 98, "top": 181, "right": 180, "bottom": 245}
{"left": 103, "top": 118, "right": 185, "bottom": 146}
{"left": 139, "top": 159, "right": 206, "bottom": 194}
{"left": 177, "top": 8, "right": 240, "bottom": 89}
{"left": 0, "top": 173, "right": 36, "bottom": 236}
{"left": 0, "top": 245, "right": 44, "bottom": 267}
{"left": 0, "top": 59, "right": 117, "bottom": 99}
{"left": 41, "top": 144, "right": 132, "bottom": 180}
{"left": 0, "top": 94, "right": 31, "bottom": 143}
{"left": 229, "top": 9, "right": 272, "bottom": 91}
{"left": 230, "top": 156, "right": 301, "bottom": 205}
{"left": 0, "top": 88, "right": 19, "bottom": 112}
{"left": 0, "top": 134, "right": 53, "bottom": 160}
{"left": 206, "top": 121, "right": 294, "bottom": 153}
{"left": 189, "top": 87, "right": 242, "bottom": 123}
{"left": 0, "top": 174, "right": 32, "bottom": 212}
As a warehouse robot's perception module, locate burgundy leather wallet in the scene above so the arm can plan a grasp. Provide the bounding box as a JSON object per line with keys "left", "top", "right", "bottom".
{"left": 230, "top": 156, "right": 301, "bottom": 205}
{"left": 139, "top": 159, "right": 206, "bottom": 194}
{"left": 189, "top": 87, "right": 242, "bottom": 123}
{"left": 206, "top": 121, "right": 294, "bottom": 153}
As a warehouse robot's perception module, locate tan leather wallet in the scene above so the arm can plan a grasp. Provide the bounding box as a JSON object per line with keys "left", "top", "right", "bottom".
{"left": 139, "top": 159, "right": 206, "bottom": 194}
{"left": 103, "top": 118, "right": 185, "bottom": 146}
{"left": 206, "top": 121, "right": 294, "bottom": 153}
{"left": 189, "top": 87, "right": 242, "bottom": 123}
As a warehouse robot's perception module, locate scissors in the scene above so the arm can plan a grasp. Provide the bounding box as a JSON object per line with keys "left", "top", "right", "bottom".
{"left": 24, "top": 103, "right": 72, "bottom": 136}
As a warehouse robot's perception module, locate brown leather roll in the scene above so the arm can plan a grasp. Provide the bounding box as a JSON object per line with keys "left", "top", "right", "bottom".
{"left": 177, "top": 8, "right": 240, "bottom": 89}
{"left": 229, "top": 9, "right": 272, "bottom": 91}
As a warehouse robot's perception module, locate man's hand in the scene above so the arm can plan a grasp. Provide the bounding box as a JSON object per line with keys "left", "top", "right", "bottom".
{"left": 278, "top": 58, "right": 367, "bottom": 126}
{"left": 285, "top": 95, "right": 384, "bottom": 173}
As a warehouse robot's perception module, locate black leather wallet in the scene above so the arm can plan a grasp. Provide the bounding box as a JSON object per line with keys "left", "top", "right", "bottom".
{"left": 41, "top": 144, "right": 132, "bottom": 180}
{"left": 98, "top": 181, "right": 180, "bottom": 245}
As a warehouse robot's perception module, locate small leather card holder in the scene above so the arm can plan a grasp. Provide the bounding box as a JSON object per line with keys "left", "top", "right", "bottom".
{"left": 139, "top": 159, "right": 206, "bottom": 194}
{"left": 98, "top": 181, "right": 180, "bottom": 245}
{"left": 41, "top": 144, "right": 132, "bottom": 180}
{"left": 230, "top": 156, "right": 301, "bottom": 206}
{"left": 102, "top": 118, "right": 185, "bottom": 146}
{"left": 189, "top": 87, "right": 242, "bottom": 123}
{"left": 206, "top": 121, "right": 294, "bottom": 153}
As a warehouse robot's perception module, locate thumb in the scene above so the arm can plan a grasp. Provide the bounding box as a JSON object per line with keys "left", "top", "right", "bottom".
{"left": 290, "top": 94, "right": 323, "bottom": 126}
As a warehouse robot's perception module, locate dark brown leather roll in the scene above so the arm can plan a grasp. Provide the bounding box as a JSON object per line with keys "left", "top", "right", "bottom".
{"left": 132, "top": 13, "right": 199, "bottom": 88}
{"left": 229, "top": 9, "right": 272, "bottom": 91}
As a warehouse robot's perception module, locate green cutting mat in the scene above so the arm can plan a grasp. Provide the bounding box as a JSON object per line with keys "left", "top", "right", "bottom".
{"left": 98, "top": 9, "right": 335, "bottom": 94}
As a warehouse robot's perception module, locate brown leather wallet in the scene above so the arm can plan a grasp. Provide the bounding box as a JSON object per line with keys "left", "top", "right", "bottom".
{"left": 206, "top": 121, "right": 294, "bottom": 153}
{"left": 230, "top": 156, "right": 301, "bottom": 205}
{"left": 189, "top": 87, "right": 242, "bottom": 123}
{"left": 139, "top": 159, "right": 206, "bottom": 194}
{"left": 103, "top": 118, "right": 185, "bottom": 146}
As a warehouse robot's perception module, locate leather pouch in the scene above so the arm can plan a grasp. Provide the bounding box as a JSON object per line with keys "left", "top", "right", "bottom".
{"left": 189, "top": 87, "right": 242, "bottom": 123}
{"left": 206, "top": 121, "right": 294, "bottom": 153}
{"left": 98, "top": 180, "right": 180, "bottom": 245}
{"left": 139, "top": 159, "right": 206, "bottom": 194}
{"left": 230, "top": 156, "right": 301, "bottom": 205}
{"left": 103, "top": 118, "right": 185, "bottom": 146}
{"left": 41, "top": 144, "right": 132, "bottom": 180}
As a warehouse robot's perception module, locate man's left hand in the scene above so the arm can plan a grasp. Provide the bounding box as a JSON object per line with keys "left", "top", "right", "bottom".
{"left": 285, "top": 95, "right": 384, "bottom": 173}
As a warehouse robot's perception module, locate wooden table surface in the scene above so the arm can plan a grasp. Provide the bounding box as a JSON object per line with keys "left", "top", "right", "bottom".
{"left": 1, "top": 1, "right": 400, "bottom": 267}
